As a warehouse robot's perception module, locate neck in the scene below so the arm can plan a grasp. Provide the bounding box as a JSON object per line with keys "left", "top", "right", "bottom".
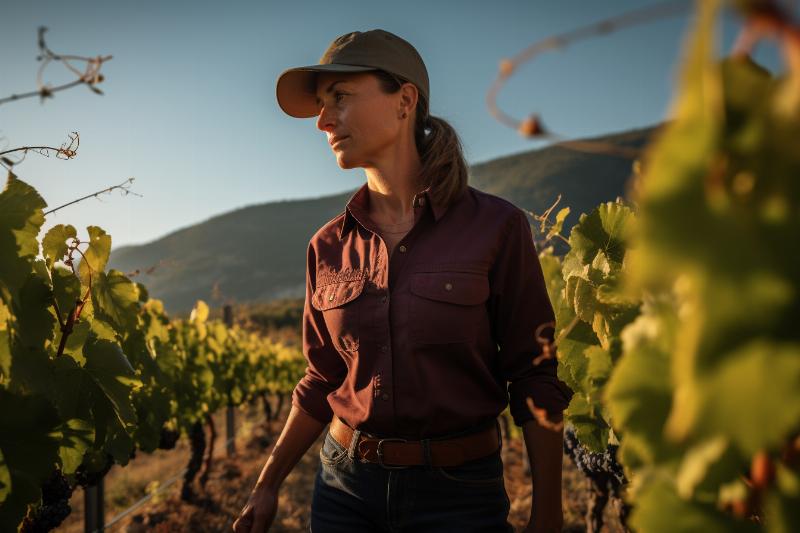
{"left": 363, "top": 136, "right": 423, "bottom": 225}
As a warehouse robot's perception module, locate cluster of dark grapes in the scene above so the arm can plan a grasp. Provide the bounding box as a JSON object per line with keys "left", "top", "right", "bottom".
{"left": 74, "top": 453, "right": 114, "bottom": 488}
{"left": 563, "top": 426, "right": 627, "bottom": 488}
{"left": 19, "top": 469, "right": 74, "bottom": 533}
{"left": 159, "top": 427, "right": 180, "bottom": 450}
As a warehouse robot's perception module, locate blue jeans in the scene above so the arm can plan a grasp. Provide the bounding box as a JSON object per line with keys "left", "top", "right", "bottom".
{"left": 310, "top": 425, "right": 514, "bottom": 532}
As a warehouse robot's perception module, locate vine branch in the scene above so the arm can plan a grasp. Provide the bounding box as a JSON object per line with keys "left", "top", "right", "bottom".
{"left": 43, "top": 177, "right": 141, "bottom": 216}
{"left": 0, "top": 26, "right": 111, "bottom": 106}
{"left": 0, "top": 132, "right": 79, "bottom": 168}
{"left": 487, "top": 0, "right": 690, "bottom": 158}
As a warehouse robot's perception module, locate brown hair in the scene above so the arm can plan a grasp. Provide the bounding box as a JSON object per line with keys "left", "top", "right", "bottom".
{"left": 371, "top": 70, "right": 469, "bottom": 208}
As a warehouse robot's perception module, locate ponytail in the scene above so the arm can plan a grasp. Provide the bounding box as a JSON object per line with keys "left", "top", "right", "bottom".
{"left": 373, "top": 70, "right": 469, "bottom": 208}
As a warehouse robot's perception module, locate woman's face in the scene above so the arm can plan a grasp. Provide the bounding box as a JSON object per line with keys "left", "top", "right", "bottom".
{"left": 315, "top": 71, "right": 413, "bottom": 169}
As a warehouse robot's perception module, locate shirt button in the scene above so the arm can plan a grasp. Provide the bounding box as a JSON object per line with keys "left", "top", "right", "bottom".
{"left": 444, "top": 282, "right": 453, "bottom": 291}
{"left": 381, "top": 295, "right": 388, "bottom": 304}
{"left": 381, "top": 393, "right": 390, "bottom": 401}
{"left": 380, "top": 344, "right": 388, "bottom": 353}
{"left": 398, "top": 245, "right": 407, "bottom": 253}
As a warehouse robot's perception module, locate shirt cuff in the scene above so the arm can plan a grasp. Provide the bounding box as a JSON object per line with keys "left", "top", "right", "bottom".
{"left": 508, "top": 376, "right": 574, "bottom": 427}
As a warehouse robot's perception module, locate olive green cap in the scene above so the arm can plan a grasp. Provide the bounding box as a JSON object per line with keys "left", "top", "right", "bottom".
{"left": 276, "top": 29, "right": 429, "bottom": 118}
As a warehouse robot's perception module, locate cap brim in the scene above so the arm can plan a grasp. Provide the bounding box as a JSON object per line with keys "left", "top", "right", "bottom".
{"left": 276, "top": 64, "right": 377, "bottom": 118}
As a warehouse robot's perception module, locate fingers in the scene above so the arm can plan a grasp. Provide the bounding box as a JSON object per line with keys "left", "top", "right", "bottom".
{"left": 232, "top": 506, "right": 254, "bottom": 533}
{"left": 233, "top": 508, "right": 272, "bottom": 533}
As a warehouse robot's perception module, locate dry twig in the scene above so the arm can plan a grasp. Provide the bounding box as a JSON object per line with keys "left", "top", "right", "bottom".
{"left": 488, "top": 0, "right": 690, "bottom": 158}
{"left": 0, "top": 26, "right": 111, "bottom": 106}
{"left": 44, "top": 177, "right": 141, "bottom": 216}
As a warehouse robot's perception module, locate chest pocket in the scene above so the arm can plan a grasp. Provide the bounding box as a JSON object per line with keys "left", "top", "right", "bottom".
{"left": 409, "top": 271, "right": 490, "bottom": 344}
{"left": 312, "top": 274, "right": 366, "bottom": 353}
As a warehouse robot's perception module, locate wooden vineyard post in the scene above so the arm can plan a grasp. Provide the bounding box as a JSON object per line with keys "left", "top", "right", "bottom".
{"left": 224, "top": 304, "right": 236, "bottom": 457}
{"left": 84, "top": 477, "right": 104, "bottom": 533}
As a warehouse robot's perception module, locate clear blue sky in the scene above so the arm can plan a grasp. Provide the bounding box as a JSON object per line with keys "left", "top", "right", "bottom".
{"left": 0, "top": 0, "right": 783, "bottom": 248}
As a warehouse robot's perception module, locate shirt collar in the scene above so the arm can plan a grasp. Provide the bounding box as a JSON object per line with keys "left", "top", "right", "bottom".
{"left": 338, "top": 181, "right": 448, "bottom": 241}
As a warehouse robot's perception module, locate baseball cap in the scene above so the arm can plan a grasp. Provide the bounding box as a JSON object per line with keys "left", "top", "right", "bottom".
{"left": 276, "top": 29, "right": 430, "bottom": 118}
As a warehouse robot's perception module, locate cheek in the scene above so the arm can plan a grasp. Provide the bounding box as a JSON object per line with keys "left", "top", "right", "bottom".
{"left": 350, "top": 106, "right": 396, "bottom": 142}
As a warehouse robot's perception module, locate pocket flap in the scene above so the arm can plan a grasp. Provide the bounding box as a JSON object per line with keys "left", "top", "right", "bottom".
{"left": 312, "top": 276, "right": 367, "bottom": 311}
{"left": 410, "top": 271, "right": 489, "bottom": 305}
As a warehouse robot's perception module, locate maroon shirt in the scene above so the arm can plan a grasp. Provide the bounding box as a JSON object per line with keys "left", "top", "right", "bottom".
{"left": 292, "top": 181, "right": 573, "bottom": 439}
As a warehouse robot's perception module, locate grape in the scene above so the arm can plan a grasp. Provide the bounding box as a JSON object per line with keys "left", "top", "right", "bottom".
{"left": 563, "top": 426, "right": 627, "bottom": 489}
{"left": 19, "top": 468, "right": 74, "bottom": 532}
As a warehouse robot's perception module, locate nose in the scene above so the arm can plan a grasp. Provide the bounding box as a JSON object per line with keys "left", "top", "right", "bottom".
{"left": 316, "top": 103, "right": 336, "bottom": 133}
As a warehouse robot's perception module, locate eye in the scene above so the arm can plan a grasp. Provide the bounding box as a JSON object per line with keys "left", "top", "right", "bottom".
{"left": 334, "top": 92, "right": 347, "bottom": 102}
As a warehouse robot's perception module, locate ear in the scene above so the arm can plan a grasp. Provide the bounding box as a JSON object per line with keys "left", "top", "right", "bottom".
{"left": 398, "top": 82, "right": 419, "bottom": 117}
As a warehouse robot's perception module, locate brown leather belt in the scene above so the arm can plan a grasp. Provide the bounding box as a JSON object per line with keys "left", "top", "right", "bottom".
{"left": 328, "top": 416, "right": 501, "bottom": 468}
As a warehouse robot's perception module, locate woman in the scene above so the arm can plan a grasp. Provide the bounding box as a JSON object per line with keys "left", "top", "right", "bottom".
{"left": 233, "top": 29, "right": 573, "bottom": 533}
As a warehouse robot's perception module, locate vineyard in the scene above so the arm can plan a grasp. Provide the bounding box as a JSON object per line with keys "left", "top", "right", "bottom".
{"left": 2, "top": 0, "right": 800, "bottom": 531}
{"left": 0, "top": 177, "right": 306, "bottom": 530}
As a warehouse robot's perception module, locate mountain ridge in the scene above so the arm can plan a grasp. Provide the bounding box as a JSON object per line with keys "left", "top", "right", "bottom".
{"left": 109, "top": 123, "right": 661, "bottom": 313}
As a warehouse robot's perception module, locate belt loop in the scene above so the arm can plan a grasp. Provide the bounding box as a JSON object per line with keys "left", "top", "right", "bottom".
{"left": 421, "top": 438, "right": 432, "bottom": 469}
{"left": 347, "top": 428, "right": 362, "bottom": 461}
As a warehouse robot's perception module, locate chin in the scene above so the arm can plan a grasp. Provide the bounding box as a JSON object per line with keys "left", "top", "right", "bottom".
{"left": 335, "top": 152, "right": 361, "bottom": 169}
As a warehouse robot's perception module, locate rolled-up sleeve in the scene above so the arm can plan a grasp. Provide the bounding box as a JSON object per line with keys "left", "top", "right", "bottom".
{"left": 291, "top": 239, "right": 347, "bottom": 426}
{"left": 489, "top": 209, "right": 574, "bottom": 427}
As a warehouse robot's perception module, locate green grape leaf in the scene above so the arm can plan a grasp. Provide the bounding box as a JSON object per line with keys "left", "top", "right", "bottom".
{"left": 585, "top": 345, "right": 612, "bottom": 388}
{"left": 56, "top": 419, "right": 94, "bottom": 475}
{"left": 105, "top": 426, "right": 134, "bottom": 465}
{"left": 135, "top": 281, "right": 149, "bottom": 303}
{"left": 0, "top": 174, "right": 46, "bottom": 296}
{"left": 51, "top": 354, "right": 93, "bottom": 421}
{"left": 51, "top": 264, "right": 82, "bottom": 329}
{"left": 14, "top": 270, "right": 56, "bottom": 353}
{"left": 77, "top": 226, "right": 111, "bottom": 287}
{"left": 565, "top": 393, "right": 609, "bottom": 452}
{"left": 191, "top": 300, "right": 209, "bottom": 323}
{"left": 42, "top": 224, "right": 77, "bottom": 270}
{"left": 62, "top": 320, "right": 89, "bottom": 364}
{"left": 83, "top": 337, "right": 141, "bottom": 430}
{"left": 671, "top": 340, "right": 800, "bottom": 456}
{"left": 764, "top": 464, "right": 800, "bottom": 533}
{"left": 0, "top": 449, "right": 8, "bottom": 505}
{"left": 676, "top": 435, "right": 746, "bottom": 501}
{"left": 0, "top": 303, "right": 10, "bottom": 378}
{"left": 605, "top": 307, "right": 677, "bottom": 465}
{"left": 556, "top": 318, "right": 597, "bottom": 394}
{"left": 538, "top": 248, "right": 565, "bottom": 309}
{"left": 90, "top": 317, "right": 119, "bottom": 343}
{"left": 631, "top": 474, "right": 760, "bottom": 533}
{"left": 567, "top": 202, "right": 634, "bottom": 266}
{"left": 571, "top": 276, "right": 596, "bottom": 323}
{"left": 91, "top": 269, "right": 140, "bottom": 333}
{"left": 546, "top": 207, "right": 570, "bottom": 241}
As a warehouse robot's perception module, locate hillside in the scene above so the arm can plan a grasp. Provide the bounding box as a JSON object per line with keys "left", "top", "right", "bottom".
{"left": 108, "top": 124, "right": 661, "bottom": 313}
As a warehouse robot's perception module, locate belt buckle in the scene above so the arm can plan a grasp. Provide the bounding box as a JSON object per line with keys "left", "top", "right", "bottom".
{"left": 376, "top": 438, "right": 409, "bottom": 469}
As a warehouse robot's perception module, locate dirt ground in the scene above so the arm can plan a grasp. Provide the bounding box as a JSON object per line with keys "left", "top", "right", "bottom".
{"left": 55, "top": 405, "right": 626, "bottom": 532}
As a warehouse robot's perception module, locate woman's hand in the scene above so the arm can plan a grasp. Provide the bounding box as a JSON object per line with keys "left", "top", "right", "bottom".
{"left": 231, "top": 483, "right": 279, "bottom": 533}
